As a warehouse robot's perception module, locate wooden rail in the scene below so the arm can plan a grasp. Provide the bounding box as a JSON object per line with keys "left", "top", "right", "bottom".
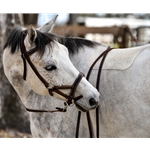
{"left": 52, "top": 25, "right": 120, "bottom": 36}
{"left": 27, "top": 25, "right": 137, "bottom": 48}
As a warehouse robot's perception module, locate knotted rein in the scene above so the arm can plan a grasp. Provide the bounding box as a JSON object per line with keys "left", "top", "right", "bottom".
{"left": 75, "top": 46, "right": 113, "bottom": 138}
{"left": 20, "top": 31, "right": 84, "bottom": 112}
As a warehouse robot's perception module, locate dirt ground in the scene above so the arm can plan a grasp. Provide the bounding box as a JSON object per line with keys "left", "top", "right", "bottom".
{"left": 0, "top": 129, "right": 32, "bottom": 138}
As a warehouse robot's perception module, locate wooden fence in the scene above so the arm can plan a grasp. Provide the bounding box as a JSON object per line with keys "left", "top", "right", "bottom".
{"left": 30, "top": 25, "right": 146, "bottom": 48}
{"left": 52, "top": 25, "right": 120, "bottom": 36}
{"left": 52, "top": 25, "right": 137, "bottom": 48}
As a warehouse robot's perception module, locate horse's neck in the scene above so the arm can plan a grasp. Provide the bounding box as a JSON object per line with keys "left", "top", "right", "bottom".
{"left": 69, "top": 44, "right": 107, "bottom": 75}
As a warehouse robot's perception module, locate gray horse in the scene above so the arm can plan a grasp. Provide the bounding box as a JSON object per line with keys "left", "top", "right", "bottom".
{"left": 3, "top": 15, "right": 150, "bottom": 137}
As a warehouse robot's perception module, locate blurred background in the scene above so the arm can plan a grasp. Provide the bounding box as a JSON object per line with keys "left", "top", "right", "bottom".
{"left": 0, "top": 13, "right": 150, "bottom": 137}
{"left": 37, "top": 13, "right": 150, "bottom": 47}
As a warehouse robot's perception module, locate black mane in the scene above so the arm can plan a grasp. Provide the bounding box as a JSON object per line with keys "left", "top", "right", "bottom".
{"left": 58, "top": 36, "right": 99, "bottom": 54}
{"left": 4, "top": 26, "right": 99, "bottom": 55}
{"left": 3, "top": 27, "right": 56, "bottom": 55}
{"left": 3, "top": 27, "right": 23, "bottom": 53}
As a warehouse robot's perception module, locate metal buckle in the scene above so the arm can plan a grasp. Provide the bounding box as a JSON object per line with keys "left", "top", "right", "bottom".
{"left": 69, "top": 100, "right": 75, "bottom": 107}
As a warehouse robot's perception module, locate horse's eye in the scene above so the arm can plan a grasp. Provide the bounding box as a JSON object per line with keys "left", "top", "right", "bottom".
{"left": 45, "top": 64, "right": 57, "bottom": 71}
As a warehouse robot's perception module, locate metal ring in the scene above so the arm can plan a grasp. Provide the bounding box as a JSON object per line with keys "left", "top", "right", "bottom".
{"left": 69, "top": 100, "right": 75, "bottom": 107}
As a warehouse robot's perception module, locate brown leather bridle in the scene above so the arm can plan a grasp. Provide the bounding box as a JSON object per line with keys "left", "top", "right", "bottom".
{"left": 20, "top": 31, "right": 113, "bottom": 137}
{"left": 20, "top": 31, "right": 84, "bottom": 112}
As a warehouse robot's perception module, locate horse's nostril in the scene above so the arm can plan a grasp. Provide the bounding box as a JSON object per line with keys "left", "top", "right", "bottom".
{"left": 89, "top": 98, "right": 97, "bottom": 107}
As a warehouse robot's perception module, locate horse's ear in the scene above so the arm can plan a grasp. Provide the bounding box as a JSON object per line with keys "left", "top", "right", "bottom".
{"left": 27, "top": 25, "right": 37, "bottom": 44}
{"left": 37, "top": 15, "right": 58, "bottom": 33}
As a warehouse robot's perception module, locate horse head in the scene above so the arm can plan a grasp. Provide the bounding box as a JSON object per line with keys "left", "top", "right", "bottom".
{"left": 3, "top": 18, "right": 100, "bottom": 112}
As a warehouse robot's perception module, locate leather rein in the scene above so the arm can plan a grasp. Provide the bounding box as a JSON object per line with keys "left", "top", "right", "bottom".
{"left": 20, "top": 31, "right": 113, "bottom": 137}
{"left": 76, "top": 46, "right": 113, "bottom": 138}
{"left": 20, "top": 31, "right": 84, "bottom": 112}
